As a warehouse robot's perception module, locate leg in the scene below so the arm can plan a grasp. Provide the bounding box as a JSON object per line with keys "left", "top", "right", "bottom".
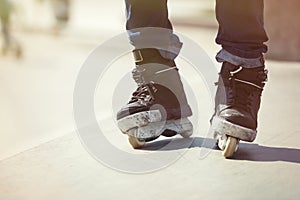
{"left": 215, "top": 0, "right": 268, "bottom": 60}
{"left": 125, "top": 0, "right": 172, "bottom": 30}
{"left": 125, "top": 0, "right": 182, "bottom": 59}
{"left": 212, "top": 0, "right": 268, "bottom": 158}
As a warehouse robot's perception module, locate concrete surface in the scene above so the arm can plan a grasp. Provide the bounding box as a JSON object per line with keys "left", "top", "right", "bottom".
{"left": 265, "top": 0, "right": 300, "bottom": 61}
{"left": 1, "top": 1, "right": 300, "bottom": 199}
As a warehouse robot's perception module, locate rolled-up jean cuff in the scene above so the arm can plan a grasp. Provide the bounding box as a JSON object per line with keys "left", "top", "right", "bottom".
{"left": 216, "top": 49, "right": 265, "bottom": 68}
{"left": 127, "top": 27, "right": 183, "bottom": 60}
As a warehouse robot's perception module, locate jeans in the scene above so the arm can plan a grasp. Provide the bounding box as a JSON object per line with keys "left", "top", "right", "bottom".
{"left": 124, "top": 0, "right": 268, "bottom": 67}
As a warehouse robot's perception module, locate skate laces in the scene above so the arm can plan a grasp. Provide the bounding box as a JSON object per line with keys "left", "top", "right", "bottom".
{"left": 129, "top": 83, "right": 157, "bottom": 106}
{"left": 130, "top": 68, "right": 156, "bottom": 106}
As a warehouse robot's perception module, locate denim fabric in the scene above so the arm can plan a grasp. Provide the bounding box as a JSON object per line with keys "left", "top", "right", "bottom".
{"left": 127, "top": 28, "right": 182, "bottom": 60}
{"left": 216, "top": 49, "right": 265, "bottom": 68}
{"left": 215, "top": 0, "right": 268, "bottom": 59}
{"left": 124, "top": 0, "right": 268, "bottom": 63}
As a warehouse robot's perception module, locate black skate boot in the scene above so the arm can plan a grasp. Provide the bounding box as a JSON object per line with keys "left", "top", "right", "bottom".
{"left": 211, "top": 62, "right": 268, "bottom": 158}
{"left": 117, "top": 48, "right": 193, "bottom": 148}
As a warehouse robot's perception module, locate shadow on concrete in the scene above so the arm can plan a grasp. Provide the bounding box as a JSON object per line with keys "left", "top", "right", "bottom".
{"left": 140, "top": 137, "right": 300, "bottom": 164}
{"left": 233, "top": 143, "right": 300, "bottom": 164}
{"left": 141, "top": 137, "right": 215, "bottom": 151}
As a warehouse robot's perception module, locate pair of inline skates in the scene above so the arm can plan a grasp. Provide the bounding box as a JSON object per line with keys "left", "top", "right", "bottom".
{"left": 116, "top": 48, "right": 267, "bottom": 158}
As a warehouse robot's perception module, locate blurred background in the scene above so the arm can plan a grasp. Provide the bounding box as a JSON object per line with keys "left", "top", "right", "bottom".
{"left": 0, "top": 0, "right": 299, "bottom": 160}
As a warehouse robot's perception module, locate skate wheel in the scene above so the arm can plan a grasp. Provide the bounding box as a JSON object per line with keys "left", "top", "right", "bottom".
{"left": 128, "top": 135, "right": 145, "bottom": 149}
{"left": 223, "top": 136, "right": 238, "bottom": 158}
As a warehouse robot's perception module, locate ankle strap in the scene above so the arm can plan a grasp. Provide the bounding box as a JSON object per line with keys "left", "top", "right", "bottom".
{"left": 133, "top": 49, "right": 175, "bottom": 67}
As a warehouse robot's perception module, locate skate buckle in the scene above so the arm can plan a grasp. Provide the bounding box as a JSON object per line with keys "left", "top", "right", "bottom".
{"left": 133, "top": 50, "right": 144, "bottom": 63}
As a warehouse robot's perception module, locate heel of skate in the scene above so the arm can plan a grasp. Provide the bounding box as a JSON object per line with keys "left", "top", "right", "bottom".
{"left": 166, "top": 118, "right": 193, "bottom": 138}
{"left": 211, "top": 116, "right": 257, "bottom": 142}
{"left": 212, "top": 116, "right": 256, "bottom": 158}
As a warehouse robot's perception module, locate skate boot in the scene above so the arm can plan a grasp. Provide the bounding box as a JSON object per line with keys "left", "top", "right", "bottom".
{"left": 211, "top": 62, "right": 268, "bottom": 158}
{"left": 117, "top": 49, "right": 193, "bottom": 148}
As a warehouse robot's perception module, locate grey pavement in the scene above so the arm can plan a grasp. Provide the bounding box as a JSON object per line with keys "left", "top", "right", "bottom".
{"left": 1, "top": 1, "right": 300, "bottom": 200}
